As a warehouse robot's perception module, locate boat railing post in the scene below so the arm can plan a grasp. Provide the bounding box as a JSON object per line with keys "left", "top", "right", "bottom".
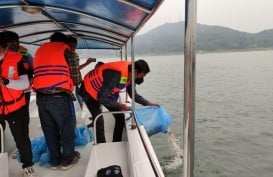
{"left": 0, "top": 124, "right": 4, "bottom": 153}
{"left": 183, "top": 0, "right": 197, "bottom": 177}
{"left": 125, "top": 42, "right": 130, "bottom": 103}
{"left": 130, "top": 34, "right": 137, "bottom": 129}
{"left": 0, "top": 123, "right": 9, "bottom": 177}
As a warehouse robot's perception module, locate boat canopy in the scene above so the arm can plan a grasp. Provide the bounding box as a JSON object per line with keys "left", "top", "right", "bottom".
{"left": 0, "top": 0, "right": 163, "bottom": 49}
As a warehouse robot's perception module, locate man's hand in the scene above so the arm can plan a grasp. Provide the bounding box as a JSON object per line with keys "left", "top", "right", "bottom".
{"left": 119, "top": 103, "right": 130, "bottom": 111}
{"left": 0, "top": 77, "right": 8, "bottom": 86}
{"left": 86, "top": 58, "right": 96, "bottom": 64}
{"left": 147, "top": 102, "right": 159, "bottom": 106}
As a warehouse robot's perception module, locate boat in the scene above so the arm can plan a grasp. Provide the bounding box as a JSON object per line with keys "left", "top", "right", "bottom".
{"left": 0, "top": 0, "right": 169, "bottom": 177}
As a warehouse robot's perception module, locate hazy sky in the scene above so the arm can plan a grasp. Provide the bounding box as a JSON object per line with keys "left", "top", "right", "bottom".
{"left": 139, "top": 0, "right": 273, "bottom": 34}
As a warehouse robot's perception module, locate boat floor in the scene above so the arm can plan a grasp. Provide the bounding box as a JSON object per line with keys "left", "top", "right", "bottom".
{"left": 8, "top": 143, "right": 92, "bottom": 177}
{"left": 6, "top": 100, "right": 98, "bottom": 177}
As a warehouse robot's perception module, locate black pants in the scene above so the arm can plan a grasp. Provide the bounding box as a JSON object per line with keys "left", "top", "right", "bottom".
{"left": 0, "top": 106, "right": 33, "bottom": 168}
{"left": 80, "top": 86, "right": 125, "bottom": 143}
{"left": 25, "top": 91, "right": 31, "bottom": 107}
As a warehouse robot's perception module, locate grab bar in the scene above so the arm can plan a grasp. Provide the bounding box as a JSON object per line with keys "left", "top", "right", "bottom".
{"left": 0, "top": 124, "right": 4, "bottom": 153}
{"left": 92, "top": 110, "right": 132, "bottom": 145}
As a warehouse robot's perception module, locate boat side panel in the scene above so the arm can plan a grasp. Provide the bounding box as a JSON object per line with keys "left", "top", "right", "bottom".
{"left": 125, "top": 120, "right": 164, "bottom": 177}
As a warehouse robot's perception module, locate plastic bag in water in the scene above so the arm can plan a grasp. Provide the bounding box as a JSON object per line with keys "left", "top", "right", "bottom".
{"left": 134, "top": 106, "right": 173, "bottom": 136}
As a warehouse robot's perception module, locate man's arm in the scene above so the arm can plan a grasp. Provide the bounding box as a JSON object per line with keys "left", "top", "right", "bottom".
{"left": 126, "top": 84, "right": 159, "bottom": 106}
{"left": 79, "top": 58, "right": 94, "bottom": 70}
{"left": 2, "top": 60, "right": 29, "bottom": 90}
{"left": 126, "top": 84, "right": 149, "bottom": 106}
{"left": 5, "top": 75, "right": 29, "bottom": 90}
{"left": 65, "top": 49, "right": 81, "bottom": 86}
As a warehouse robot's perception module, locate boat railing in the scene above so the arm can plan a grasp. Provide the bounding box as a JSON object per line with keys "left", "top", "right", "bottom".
{"left": 0, "top": 124, "right": 4, "bottom": 153}
{"left": 0, "top": 123, "right": 9, "bottom": 177}
{"left": 92, "top": 110, "right": 132, "bottom": 145}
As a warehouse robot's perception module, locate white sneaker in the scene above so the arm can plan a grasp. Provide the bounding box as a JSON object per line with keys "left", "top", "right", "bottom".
{"left": 50, "top": 165, "right": 59, "bottom": 170}
{"left": 22, "top": 166, "right": 38, "bottom": 177}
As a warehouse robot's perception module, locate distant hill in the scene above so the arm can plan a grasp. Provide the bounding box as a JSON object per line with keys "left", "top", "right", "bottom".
{"left": 134, "top": 21, "right": 273, "bottom": 55}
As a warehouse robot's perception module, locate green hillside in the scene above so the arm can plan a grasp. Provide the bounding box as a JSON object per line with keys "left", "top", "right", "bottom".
{"left": 134, "top": 21, "right": 273, "bottom": 55}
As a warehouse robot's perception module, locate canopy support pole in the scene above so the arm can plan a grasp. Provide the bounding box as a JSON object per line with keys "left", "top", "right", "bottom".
{"left": 183, "top": 0, "right": 197, "bottom": 177}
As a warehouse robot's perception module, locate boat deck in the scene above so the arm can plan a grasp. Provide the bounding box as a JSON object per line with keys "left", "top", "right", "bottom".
{"left": 8, "top": 143, "right": 92, "bottom": 177}
{"left": 7, "top": 100, "right": 94, "bottom": 177}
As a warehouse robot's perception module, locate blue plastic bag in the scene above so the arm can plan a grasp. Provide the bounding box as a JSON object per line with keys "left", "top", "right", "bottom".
{"left": 134, "top": 106, "right": 173, "bottom": 136}
{"left": 29, "top": 136, "right": 48, "bottom": 163}
{"left": 75, "top": 125, "right": 94, "bottom": 146}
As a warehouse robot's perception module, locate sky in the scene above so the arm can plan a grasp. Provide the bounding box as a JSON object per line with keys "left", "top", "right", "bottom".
{"left": 139, "top": 0, "right": 273, "bottom": 34}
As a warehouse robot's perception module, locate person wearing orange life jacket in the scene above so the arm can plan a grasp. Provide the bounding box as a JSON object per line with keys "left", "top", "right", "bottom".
{"left": 32, "top": 32, "right": 80, "bottom": 171}
{"left": 80, "top": 60, "right": 158, "bottom": 143}
{"left": 4, "top": 31, "right": 33, "bottom": 110}
{"left": 4, "top": 31, "right": 35, "bottom": 160}
{"left": 0, "top": 31, "right": 38, "bottom": 176}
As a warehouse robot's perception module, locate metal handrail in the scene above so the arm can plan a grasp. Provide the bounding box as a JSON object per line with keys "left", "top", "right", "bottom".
{"left": 92, "top": 110, "right": 132, "bottom": 145}
{"left": 0, "top": 124, "right": 4, "bottom": 153}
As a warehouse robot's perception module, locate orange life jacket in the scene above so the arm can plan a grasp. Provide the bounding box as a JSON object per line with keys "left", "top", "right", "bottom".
{"left": 0, "top": 51, "right": 26, "bottom": 115}
{"left": 32, "top": 42, "right": 73, "bottom": 92}
{"left": 84, "top": 61, "right": 130, "bottom": 100}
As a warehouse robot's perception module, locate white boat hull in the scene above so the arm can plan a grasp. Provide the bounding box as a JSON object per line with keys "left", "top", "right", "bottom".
{"left": 4, "top": 93, "right": 164, "bottom": 177}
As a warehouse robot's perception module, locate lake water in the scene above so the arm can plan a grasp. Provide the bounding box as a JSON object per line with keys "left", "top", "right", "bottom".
{"left": 10, "top": 48, "right": 273, "bottom": 176}
{"left": 132, "top": 51, "right": 273, "bottom": 177}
